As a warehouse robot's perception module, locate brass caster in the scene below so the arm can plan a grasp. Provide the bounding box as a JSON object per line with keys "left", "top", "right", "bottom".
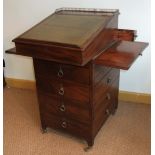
{"left": 84, "top": 146, "right": 93, "bottom": 152}
{"left": 42, "top": 128, "right": 47, "bottom": 134}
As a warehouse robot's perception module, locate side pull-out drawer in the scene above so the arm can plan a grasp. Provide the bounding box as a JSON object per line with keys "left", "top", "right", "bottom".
{"left": 94, "top": 40, "right": 148, "bottom": 70}
{"left": 112, "top": 28, "right": 137, "bottom": 41}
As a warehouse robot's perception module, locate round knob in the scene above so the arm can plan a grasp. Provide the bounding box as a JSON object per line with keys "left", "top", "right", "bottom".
{"left": 107, "top": 78, "right": 111, "bottom": 84}
{"left": 61, "top": 121, "right": 67, "bottom": 128}
{"left": 106, "top": 93, "right": 111, "bottom": 100}
{"left": 60, "top": 104, "right": 65, "bottom": 112}
{"left": 58, "top": 68, "right": 63, "bottom": 78}
{"left": 59, "top": 87, "right": 64, "bottom": 95}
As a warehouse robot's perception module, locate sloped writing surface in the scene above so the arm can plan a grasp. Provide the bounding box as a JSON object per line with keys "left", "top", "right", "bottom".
{"left": 94, "top": 41, "right": 148, "bottom": 70}
{"left": 16, "top": 14, "right": 110, "bottom": 48}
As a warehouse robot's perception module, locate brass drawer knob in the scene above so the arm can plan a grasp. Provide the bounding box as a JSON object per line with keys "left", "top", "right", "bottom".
{"left": 107, "top": 78, "right": 111, "bottom": 84}
{"left": 60, "top": 104, "right": 65, "bottom": 112}
{"left": 58, "top": 68, "right": 63, "bottom": 78}
{"left": 59, "top": 87, "right": 64, "bottom": 95}
{"left": 61, "top": 121, "right": 67, "bottom": 128}
{"left": 106, "top": 93, "right": 111, "bottom": 100}
{"left": 105, "top": 109, "right": 110, "bottom": 115}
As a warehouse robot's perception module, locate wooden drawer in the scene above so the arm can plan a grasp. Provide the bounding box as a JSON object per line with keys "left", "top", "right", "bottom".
{"left": 94, "top": 68, "right": 120, "bottom": 104}
{"left": 37, "top": 92, "right": 91, "bottom": 124}
{"left": 64, "top": 99, "right": 91, "bottom": 124}
{"left": 36, "top": 77, "right": 90, "bottom": 103}
{"left": 93, "top": 78, "right": 119, "bottom": 137}
{"left": 94, "top": 89, "right": 112, "bottom": 115}
{"left": 93, "top": 100, "right": 112, "bottom": 137}
{"left": 112, "top": 29, "right": 136, "bottom": 41}
{"left": 33, "top": 59, "right": 90, "bottom": 85}
{"left": 93, "top": 64, "right": 112, "bottom": 86}
{"left": 42, "top": 113, "right": 90, "bottom": 138}
{"left": 94, "top": 79, "right": 119, "bottom": 115}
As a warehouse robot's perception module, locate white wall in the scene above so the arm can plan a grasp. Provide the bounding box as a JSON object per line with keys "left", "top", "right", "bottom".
{"left": 4, "top": 0, "right": 150, "bottom": 93}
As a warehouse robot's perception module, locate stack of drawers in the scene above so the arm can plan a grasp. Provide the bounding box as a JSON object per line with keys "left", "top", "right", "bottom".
{"left": 33, "top": 59, "right": 93, "bottom": 145}
{"left": 93, "top": 64, "right": 120, "bottom": 138}
{"left": 33, "top": 58, "right": 120, "bottom": 146}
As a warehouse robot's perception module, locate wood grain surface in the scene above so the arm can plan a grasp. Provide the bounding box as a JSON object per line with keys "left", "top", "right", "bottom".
{"left": 94, "top": 40, "right": 148, "bottom": 70}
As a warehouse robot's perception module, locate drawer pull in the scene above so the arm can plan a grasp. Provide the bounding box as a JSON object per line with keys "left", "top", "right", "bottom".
{"left": 106, "top": 93, "right": 111, "bottom": 100}
{"left": 60, "top": 104, "right": 65, "bottom": 112}
{"left": 59, "top": 87, "right": 64, "bottom": 95}
{"left": 58, "top": 68, "right": 63, "bottom": 78}
{"left": 105, "top": 109, "right": 110, "bottom": 115}
{"left": 107, "top": 78, "right": 111, "bottom": 83}
{"left": 61, "top": 121, "right": 67, "bottom": 128}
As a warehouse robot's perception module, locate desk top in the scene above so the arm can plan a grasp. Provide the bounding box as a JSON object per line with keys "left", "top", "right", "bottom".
{"left": 13, "top": 8, "right": 119, "bottom": 49}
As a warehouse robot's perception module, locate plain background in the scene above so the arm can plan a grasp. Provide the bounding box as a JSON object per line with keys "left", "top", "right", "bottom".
{"left": 3, "top": 0, "right": 150, "bottom": 94}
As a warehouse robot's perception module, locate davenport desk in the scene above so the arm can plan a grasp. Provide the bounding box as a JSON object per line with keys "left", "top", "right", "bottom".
{"left": 6, "top": 8, "right": 148, "bottom": 149}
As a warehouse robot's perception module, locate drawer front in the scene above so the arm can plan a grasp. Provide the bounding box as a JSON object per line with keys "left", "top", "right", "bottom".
{"left": 109, "top": 78, "right": 119, "bottom": 110}
{"left": 38, "top": 92, "right": 91, "bottom": 124}
{"left": 64, "top": 99, "right": 91, "bottom": 124}
{"left": 93, "top": 78, "right": 119, "bottom": 137}
{"left": 94, "top": 78, "right": 119, "bottom": 111}
{"left": 42, "top": 113, "right": 90, "bottom": 138}
{"left": 36, "top": 77, "right": 90, "bottom": 103}
{"left": 113, "top": 29, "right": 136, "bottom": 41}
{"left": 93, "top": 100, "right": 112, "bottom": 137}
{"left": 33, "top": 59, "right": 90, "bottom": 85}
{"left": 94, "top": 100, "right": 111, "bottom": 124}
{"left": 94, "top": 68, "right": 120, "bottom": 104}
{"left": 93, "top": 64, "right": 112, "bottom": 86}
{"left": 94, "top": 90, "right": 112, "bottom": 115}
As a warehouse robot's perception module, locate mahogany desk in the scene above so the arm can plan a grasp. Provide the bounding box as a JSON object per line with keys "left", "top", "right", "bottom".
{"left": 6, "top": 8, "right": 148, "bottom": 149}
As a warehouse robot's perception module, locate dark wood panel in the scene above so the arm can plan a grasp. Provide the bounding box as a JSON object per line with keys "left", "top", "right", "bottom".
{"left": 61, "top": 81, "right": 90, "bottom": 103}
{"left": 12, "top": 11, "right": 119, "bottom": 66}
{"left": 94, "top": 78, "right": 119, "bottom": 117}
{"left": 94, "top": 40, "right": 148, "bottom": 70}
{"left": 15, "top": 42, "right": 83, "bottom": 65}
{"left": 93, "top": 101, "right": 110, "bottom": 137}
{"left": 14, "top": 9, "right": 119, "bottom": 49}
{"left": 112, "top": 28, "right": 136, "bottom": 41}
{"left": 93, "top": 78, "right": 120, "bottom": 137}
{"left": 94, "top": 68, "right": 120, "bottom": 104}
{"left": 33, "top": 58, "right": 91, "bottom": 85}
{"left": 64, "top": 100, "right": 91, "bottom": 124}
{"left": 5, "top": 29, "right": 135, "bottom": 56}
{"left": 42, "top": 113, "right": 91, "bottom": 139}
{"left": 94, "top": 91, "right": 112, "bottom": 115}
{"left": 35, "top": 76, "right": 90, "bottom": 103}
{"left": 93, "top": 64, "right": 112, "bottom": 86}
{"left": 37, "top": 92, "right": 91, "bottom": 124}
{"left": 82, "top": 13, "right": 118, "bottom": 65}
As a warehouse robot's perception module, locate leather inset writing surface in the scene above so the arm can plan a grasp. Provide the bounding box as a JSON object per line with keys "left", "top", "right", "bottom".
{"left": 17, "top": 14, "right": 110, "bottom": 48}
{"left": 94, "top": 40, "right": 148, "bottom": 70}
{"left": 12, "top": 9, "right": 119, "bottom": 65}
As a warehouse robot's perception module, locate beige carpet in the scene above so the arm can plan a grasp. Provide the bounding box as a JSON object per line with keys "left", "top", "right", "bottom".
{"left": 4, "top": 87, "right": 150, "bottom": 155}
